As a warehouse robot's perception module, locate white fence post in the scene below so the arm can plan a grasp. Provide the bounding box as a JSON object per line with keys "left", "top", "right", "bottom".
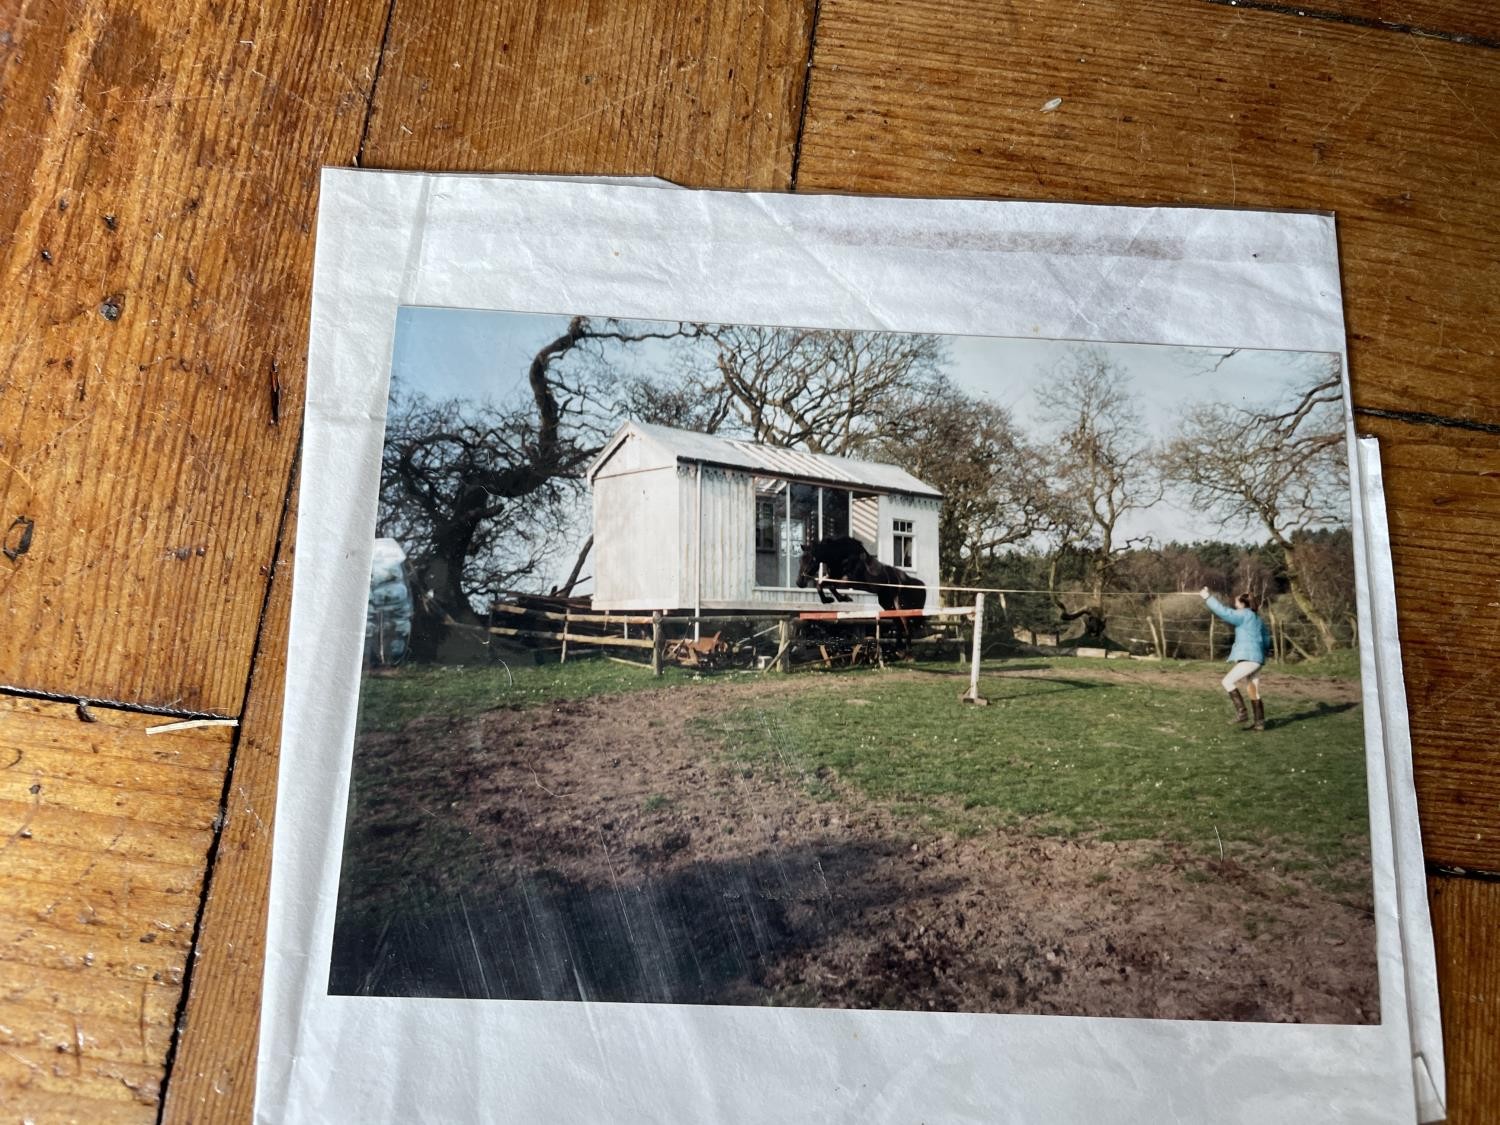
{"left": 961, "top": 593, "right": 988, "bottom": 705}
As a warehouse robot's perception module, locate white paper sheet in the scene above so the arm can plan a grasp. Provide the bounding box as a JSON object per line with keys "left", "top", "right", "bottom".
{"left": 258, "top": 170, "right": 1444, "bottom": 1123}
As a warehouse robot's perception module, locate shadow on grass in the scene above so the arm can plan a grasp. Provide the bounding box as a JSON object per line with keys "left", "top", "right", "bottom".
{"left": 905, "top": 662, "right": 1058, "bottom": 678}
{"left": 985, "top": 677, "right": 1103, "bottom": 701}
{"left": 330, "top": 841, "right": 949, "bottom": 1005}
{"left": 1264, "top": 700, "right": 1360, "bottom": 730}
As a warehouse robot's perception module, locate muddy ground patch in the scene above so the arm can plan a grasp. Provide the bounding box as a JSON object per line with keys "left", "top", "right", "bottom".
{"left": 331, "top": 671, "right": 1377, "bottom": 1023}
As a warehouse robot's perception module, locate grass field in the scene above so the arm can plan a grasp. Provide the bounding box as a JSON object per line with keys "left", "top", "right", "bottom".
{"left": 696, "top": 657, "right": 1368, "bottom": 886}
{"left": 356, "top": 658, "right": 691, "bottom": 731}
{"left": 336, "top": 650, "right": 1375, "bottom": 1017}
{"left": 355, "top": 652, "right": 1367, "bottom": 873}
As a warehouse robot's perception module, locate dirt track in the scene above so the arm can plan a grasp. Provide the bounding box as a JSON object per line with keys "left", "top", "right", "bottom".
{"left": 332, "top": 673, "right": 1378, "bottom": 1023}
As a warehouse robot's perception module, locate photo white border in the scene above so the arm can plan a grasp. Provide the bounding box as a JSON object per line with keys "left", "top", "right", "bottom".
{"left": 256, "top": 170, "right": 1440, "bottom": 1123}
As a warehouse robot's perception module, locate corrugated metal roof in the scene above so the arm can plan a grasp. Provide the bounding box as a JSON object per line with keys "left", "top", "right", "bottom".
{"left": 592, "top": 421, "right": 942, "bottom": 498}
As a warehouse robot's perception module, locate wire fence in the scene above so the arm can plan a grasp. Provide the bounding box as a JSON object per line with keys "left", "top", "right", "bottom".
{"left": 976, "top": 588, "right": 1354, "bottom": 663}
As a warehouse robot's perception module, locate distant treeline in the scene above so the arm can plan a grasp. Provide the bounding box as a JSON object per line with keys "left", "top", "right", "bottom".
{"left": 974, "top": 527, "right": 1355, "bottom": 661}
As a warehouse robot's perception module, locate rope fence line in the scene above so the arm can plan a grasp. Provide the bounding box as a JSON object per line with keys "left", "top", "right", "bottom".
{"left": 809, "top": 576, "right": 1246, "bottom": 598}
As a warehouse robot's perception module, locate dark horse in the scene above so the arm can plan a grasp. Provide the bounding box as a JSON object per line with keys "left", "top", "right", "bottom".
{"left": 796, "top": 536, "right": 927, "bottom": 612}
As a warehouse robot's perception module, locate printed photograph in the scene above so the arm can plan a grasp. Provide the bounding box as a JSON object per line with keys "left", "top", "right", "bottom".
{"left": 329, "top": 309, "right": 1376, "bottom": 1023}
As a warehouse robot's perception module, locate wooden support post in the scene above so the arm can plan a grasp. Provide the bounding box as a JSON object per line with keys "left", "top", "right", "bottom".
{"left": 560, "top": 611, "right": 570, "bottom": 664}
{"left": 651, "top": 611, "right": 664, "bottom": 677}
{"left": 777, "top": 617, "right": 791, "bottom": 673}
{"left": 875, "top": 616, "right": 884, "bottom": 669}
{"left": 1208, "top": 613, "right": 1216, "bottom": 661}
{"left": 961, "top": 593, "right": 988, "bottom": 705}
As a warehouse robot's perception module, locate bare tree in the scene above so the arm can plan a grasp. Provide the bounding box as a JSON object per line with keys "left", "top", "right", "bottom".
{"left": 876, "top": 378, "right": 1055, "bottom": 590}
{"left": 1038, "top": 347, "right": 1161, "bottom": 640}
{"left": 380, "top": 394, "right": 581, "bottom": 632}
{"left": 381, "top": 316, "right": 700, "bottom": 652}
{"left": 1160, "top": 357, "right": 1346, "bottom": 652}
{"left": 624, "top": 326, "right": 947, "bottom": 456}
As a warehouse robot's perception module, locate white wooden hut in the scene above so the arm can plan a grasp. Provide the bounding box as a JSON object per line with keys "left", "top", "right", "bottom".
{"left": 588, "top": 421, "right": 942, "bottom": 613}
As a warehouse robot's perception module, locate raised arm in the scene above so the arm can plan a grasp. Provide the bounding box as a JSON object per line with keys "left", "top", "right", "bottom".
{"left": 1199, "top": 589, "right": 1244, "bottom": 626}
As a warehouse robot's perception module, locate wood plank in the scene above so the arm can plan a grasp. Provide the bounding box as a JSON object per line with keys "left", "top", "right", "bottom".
{"left": 797, "top": 0, "right": 1500, "bottom": 426}
{"left": 0, "top": 798, "right": 210, "bottom": 869}
{"left": 3, "top": 1086, "right": 162, "bottom": 1125}
{"left": 0, "top": 970, "right": 180, "bottom": 1061}
{"left": 0, "top": 1041, "right": 167, "bottom": 1111}
{"left": 0, "top": 911, "right": 192, "bottom": 980}
{"left": 6, "top": 873, "right": 205, "bottom": 937}
{"left": 0, "top": 0, "right": 390, "bottom": 714}
{"left": 1429, "top": 873, "right": 1500, "bottom": 1125}
{"left": 0, "top": 697, "right": 231, "bottom": 1121}
{"left": 358, "top": 0, "right": 816, "bottom": 188}
{"left": 156, "top": 495, "right": 288, "bottom": 1123}
{"left": 0, "top": 996, "right": 178, "bottom": 1071}
{"left": 1282, "top": 0, "right": 1500, "bottom": 42}
{"left": 1359, "top": 415, "right": 1500, "bottom": 870}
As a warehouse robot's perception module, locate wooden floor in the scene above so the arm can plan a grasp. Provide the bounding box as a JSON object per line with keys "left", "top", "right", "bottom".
{"left": 1, "top": 1, "right": 1496, "bottom": 1120}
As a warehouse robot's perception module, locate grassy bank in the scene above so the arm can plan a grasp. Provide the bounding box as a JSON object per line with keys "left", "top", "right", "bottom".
{"left": 356, "top": 659, "right": 694, "bottom": 731}
{"left": 699, "top": 657, "right": 1369, "bottom": 873}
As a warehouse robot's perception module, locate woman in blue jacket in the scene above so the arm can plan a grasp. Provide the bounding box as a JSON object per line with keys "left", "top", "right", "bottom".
{"left": 1198, "top": 587, "right": 1272, "bottom": 731}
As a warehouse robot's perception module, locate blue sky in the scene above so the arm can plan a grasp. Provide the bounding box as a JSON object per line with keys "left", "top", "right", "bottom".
{"left": 388, "top": 306, "right": 1344, "bottom": 584}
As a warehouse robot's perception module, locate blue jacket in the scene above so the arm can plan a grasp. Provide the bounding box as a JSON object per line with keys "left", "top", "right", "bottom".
{"left": 1205, "top": 596, "right": 1269, "bottom": 664}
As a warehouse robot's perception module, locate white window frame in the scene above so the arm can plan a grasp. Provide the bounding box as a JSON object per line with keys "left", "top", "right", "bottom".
{"left": 892, "top": 518, "right": 914, "bottom": 570}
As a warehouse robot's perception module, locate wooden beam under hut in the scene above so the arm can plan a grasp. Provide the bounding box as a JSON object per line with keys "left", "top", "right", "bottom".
{"left": 490, "top": 602, "right": 657, "bottom": 627}
{"left": 485, "top": 623, "right": 655, "bottom": 649}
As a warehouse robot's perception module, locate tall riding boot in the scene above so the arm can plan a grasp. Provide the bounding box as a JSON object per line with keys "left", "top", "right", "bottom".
{"left": 1226, "top": 689, "right": 1249, "bottom": 725}
{"left": 1251, "top": 698, "right": 1265, "bottom": 732}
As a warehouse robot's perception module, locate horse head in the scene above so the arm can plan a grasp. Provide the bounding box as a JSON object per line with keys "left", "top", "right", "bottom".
{"left": 794, "top": 541, "right": 819, "bottom": 589}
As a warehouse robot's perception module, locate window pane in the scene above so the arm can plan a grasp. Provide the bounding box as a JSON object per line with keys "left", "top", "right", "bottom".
{"left": 787, "top": 483, "right": 819, "bottom": 586}
{"left": 821, "top": 488, "right": 849, "bottom": 541}
{"left": 754, "top": 478, "right": 786, "bottom": 587}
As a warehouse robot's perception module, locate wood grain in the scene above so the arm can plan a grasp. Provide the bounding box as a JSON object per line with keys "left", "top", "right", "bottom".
{"left": 1429, "top": 873, "right": 1500, "bottom": 1124}
{"left": 2, "top": 0, "right": 1495, "bottom": 1120}
{"left": 1359, "top": 415, "right": 1500, "bottom": 870}
{"left": 158, "top": 493, "right": 294, "bottom": 1125}
{"left": 797, "top": 0, "right": 1500, "bottom": 428}
{"left": 1264, "top": 0, "right": 1500, "bottom": 42}
{"left": 0, "top": 697, "right": 234, "bottom": 1122}
{"left": 0, "top": 0, "right": 388, "bottom": 714}
{"left": 359, "top": 0, "right": 815, "bottom": 186}
{"left": 359, "top": 0, "right": 816, "bottom": 188}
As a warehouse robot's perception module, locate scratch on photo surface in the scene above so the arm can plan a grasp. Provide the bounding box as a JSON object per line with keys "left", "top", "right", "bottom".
{"left": 531, "top": 767, "right": 559, "bottom": 797}
{"left": 595, "top": 827, "right": 642, "bottom": 953}
{"left": 458, "top": 894, "right": 491, "bottom": 996}
{"left": 814, "top": 857, "right": 832, "bottom": 901}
